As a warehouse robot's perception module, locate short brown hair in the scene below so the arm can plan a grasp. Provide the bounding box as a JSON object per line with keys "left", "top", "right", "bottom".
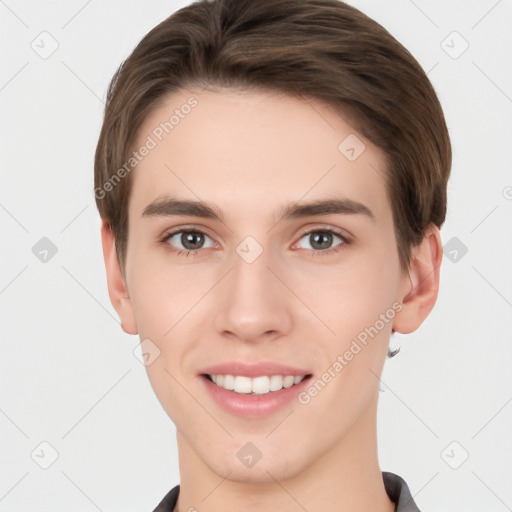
{"left": 94, "top": 0, "right": 451, "bottom": 275}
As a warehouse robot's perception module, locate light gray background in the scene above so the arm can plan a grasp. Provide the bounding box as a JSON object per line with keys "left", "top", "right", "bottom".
{"left": 1, "top": 0, "right": 511, "bottom": 510}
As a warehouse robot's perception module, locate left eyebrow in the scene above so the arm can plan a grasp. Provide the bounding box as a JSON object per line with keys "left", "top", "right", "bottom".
{"left": 279, "top": 198, "right": 375, "bottom": 223}
{"left": 141, "top": 196, "right": 375, "bottom": 223}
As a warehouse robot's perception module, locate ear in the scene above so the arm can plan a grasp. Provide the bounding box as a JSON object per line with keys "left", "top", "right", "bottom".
{"left": 100, "top": 220, "right": 138, "bottom": 335}
{"left": 393, "top": 224, "right": 443, "bottom": 334}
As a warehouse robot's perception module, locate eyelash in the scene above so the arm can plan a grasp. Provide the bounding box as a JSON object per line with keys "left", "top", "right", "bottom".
{"left": 159, "top": 225, "right": 351, "bottom": 258}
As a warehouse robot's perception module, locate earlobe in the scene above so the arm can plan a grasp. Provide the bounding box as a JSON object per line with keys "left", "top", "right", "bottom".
{"left": 100, "top": 220, "right": 138, "bottom": 335}
{"left": 393, "top": 225, "right": 443, "bottom": 334}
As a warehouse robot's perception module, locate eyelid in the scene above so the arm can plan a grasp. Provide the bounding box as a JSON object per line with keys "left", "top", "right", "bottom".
{"left": 160, "top": 224, "right": 216, "bottom": 240}
{"left": 296, "top": 223, "right": 353, "bottom": 242}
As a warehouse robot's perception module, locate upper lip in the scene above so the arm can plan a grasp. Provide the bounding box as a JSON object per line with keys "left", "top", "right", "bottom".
{"left": 198, "top": 361, "right": 312, "bottom": 378}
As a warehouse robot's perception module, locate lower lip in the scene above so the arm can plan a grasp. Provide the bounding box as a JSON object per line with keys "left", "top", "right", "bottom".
{"left": 200, "top": 375, "right": 312, "bottom": 419}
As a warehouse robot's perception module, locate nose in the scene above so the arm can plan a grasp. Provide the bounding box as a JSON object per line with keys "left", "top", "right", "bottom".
{"left": 212, "top": 243, "right": 293, "bottom": 344}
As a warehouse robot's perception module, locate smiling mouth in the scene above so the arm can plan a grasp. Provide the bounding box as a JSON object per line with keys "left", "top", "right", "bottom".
{"left": 202, "top": 373, "right": 312, "bottom": 395}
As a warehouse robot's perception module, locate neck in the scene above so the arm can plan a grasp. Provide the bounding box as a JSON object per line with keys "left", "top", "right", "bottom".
{"left": 173, "top": 393, "right": 394, "bottom": 512}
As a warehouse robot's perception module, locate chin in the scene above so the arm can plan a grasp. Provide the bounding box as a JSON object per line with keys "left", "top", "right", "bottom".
{"left": 209, "top": 448, "right": 308, "bottom": 484}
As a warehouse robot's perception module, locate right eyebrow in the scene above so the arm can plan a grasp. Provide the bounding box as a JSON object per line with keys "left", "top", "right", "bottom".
{"left": 142, "top": 197, "right": 226, "bottom": 221}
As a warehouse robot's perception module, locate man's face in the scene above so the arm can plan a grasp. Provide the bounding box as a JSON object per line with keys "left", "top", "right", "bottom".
{"left": 122, "top": 87, "right": 410, "bottom": 482}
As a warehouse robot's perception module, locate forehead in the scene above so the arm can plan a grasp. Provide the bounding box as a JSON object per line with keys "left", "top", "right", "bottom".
{"left": 129, "top": 87, "right": 390, "bottom": 224}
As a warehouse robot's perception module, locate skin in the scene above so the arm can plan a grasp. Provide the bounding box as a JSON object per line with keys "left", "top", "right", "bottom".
{"left": 101, "top": 86, "right": 442, "bottom": 512}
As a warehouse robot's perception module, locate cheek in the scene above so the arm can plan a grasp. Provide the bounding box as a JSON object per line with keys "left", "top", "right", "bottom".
{"left": 143, "top": 358, "right": 197, "bottom": 437}
{"left": 127, "top": 254, "right": 207, "bottom": 377}
{"left": 131, "top": 275, "right": 173, "bottom": 337}
{"left": 312, "top": 255, "right": 400, "bottom": 336}
{"left": 127, "top": 246, "right": 198, "bottom": 335}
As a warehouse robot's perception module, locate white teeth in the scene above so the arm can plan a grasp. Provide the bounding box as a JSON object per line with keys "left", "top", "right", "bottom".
{"left": 269, "top": 375, "right": 283, "bottom": 391}
{"left": 234, "top": 376, "right": 252, "bottom": 393}
{"left": 283, "top": 376, "right": 295, "bottom": 388}
{"left": 223, "top": 374, "right": 235, "bottom": 390}
{"left": 251, "top": 376, "right": 270, "bottom": 394}
{"left": 207, "top": 374, "right": 306, "bottom": 395}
